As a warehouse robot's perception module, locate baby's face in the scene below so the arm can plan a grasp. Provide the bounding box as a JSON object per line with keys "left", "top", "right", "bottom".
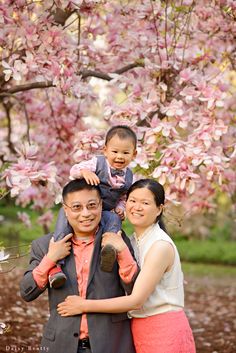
{"left": 103, "top": 134, "right": 137, "bottom": 170}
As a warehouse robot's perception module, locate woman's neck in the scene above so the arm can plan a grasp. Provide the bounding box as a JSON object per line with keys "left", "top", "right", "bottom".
{"left": 134, "top": 224, "right": 154, "bottom": 239}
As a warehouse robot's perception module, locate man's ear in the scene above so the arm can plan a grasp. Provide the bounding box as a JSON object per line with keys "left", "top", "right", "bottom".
{"left": 133, "top": 149, "right": 137, "bottom": 158}
{"left": 62, "top": 203, "right": 68, "bottom": 218}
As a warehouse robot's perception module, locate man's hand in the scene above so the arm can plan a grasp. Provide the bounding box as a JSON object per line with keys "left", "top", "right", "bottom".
{"left": 115, "top": 207, "right": 125, "bottom": 221}
{"left": 47, "top": 233, "right": 73, "bottom": 263}
{"left": 57, "top": 295, "right": 85, "bottom": 316}
{"left": 102, "top": 231, "right": 127, "bottom": 253}
{"left": 80, "top": 169, "right": 100, "bottom": 185}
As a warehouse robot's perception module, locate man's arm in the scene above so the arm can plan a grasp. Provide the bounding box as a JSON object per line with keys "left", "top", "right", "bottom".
{"left": 119, "top": 231, "right": 139, "bottom": 294}
{"left": 20, "top": 233, "right": 73, "bottom": 302}
{"left": 20, "top": 237, "right": 50, "bottom": 302}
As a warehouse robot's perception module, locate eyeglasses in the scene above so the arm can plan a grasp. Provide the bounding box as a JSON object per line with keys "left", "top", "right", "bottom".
{"left": 63, "top": 200, "right": 101, "bottom": 213}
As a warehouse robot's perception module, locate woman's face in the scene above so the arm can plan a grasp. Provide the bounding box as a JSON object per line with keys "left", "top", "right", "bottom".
{"left": 126, "top": 187, "right": 163, "bottom": 235}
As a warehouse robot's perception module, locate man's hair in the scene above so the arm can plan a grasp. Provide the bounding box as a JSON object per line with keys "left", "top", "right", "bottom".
{"left": 105, "top": 125, "right": 137, "bottom": 148}
{"left": 62, "top": 179, "right": 102, "bottom": 202}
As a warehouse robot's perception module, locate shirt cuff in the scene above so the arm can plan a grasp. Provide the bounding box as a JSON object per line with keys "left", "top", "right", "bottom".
{"left": 117, "top": 246, "right": 131, "bottom": 263}
{"left": 39, "top": 255, "right": 57, "bottom": 271}
{"left": 32, "top": 255, "right": 56, "bottom": 289}
{"left": 117, "top": 246, "right": 138, "bottom": 284}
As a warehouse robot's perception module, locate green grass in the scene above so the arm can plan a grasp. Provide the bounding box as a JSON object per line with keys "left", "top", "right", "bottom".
{"left": 175, "top": 239, "right": 236, "bottom": 266}
{"left": 182, "top": 262, "right": 236, "bottom": 277}
{"left": 123, "top": 220, "right": 236, "bottom": 265}
{"left": 1, "top": 204, "right": 236, "bottom": 266}
{"left": 0, "top": 202, "right": 58, "bottom": 245}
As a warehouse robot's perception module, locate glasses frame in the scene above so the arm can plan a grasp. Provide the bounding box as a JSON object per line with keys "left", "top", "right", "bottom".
{"left": 63, "top": 199, "right": 101, "bottom": 213}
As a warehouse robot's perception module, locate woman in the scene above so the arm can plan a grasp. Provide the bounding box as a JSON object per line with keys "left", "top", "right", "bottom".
{"left": 58, "top": 179, "right": 196, "bottom": 353}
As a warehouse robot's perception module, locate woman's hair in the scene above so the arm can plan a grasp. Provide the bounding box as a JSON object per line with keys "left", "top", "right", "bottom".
{"left": 127, "top": 179, "right": 167, "bottom": 231}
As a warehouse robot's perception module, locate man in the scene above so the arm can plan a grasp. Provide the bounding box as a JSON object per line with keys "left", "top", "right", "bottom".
{"left": 20, "top": 179, "right": 138, "bottom": 353}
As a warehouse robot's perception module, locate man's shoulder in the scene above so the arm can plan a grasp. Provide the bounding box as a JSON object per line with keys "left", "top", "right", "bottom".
{"left": 31, "top": 232, "right": 53, "bottom": 249}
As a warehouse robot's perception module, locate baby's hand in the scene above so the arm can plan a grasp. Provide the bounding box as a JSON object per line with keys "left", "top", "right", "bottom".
{"left": 115, "top": 207, "right": 125, "bottom": 221}
{"left": 80, "top": 170, "right": 100, "bottom": 185}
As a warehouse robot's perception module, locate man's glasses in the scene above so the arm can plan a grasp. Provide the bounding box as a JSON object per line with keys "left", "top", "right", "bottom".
{"left": 63, "top": 200, "right": 101, "bottom": 213}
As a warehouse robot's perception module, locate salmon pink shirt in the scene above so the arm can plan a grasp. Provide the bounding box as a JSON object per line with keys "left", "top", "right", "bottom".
{"left": 33, "top": 234, "right": 138, "bottom": 339}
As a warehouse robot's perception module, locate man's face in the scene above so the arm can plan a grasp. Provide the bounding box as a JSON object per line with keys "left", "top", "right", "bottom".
{"left": 63, "top": 189, "right": 102, "bottom": 237}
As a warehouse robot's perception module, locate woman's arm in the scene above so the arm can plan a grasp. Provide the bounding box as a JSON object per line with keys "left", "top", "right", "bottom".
{"left": 57, "top": 240, "right": 174, "bottom": 316}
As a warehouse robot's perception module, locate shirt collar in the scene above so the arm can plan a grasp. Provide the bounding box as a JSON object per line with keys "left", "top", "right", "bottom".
{"left": 72, "top": 226, "right": 99, "bottom": 245}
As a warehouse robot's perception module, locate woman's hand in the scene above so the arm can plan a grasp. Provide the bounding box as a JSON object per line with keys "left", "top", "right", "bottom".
{"left": 57, "top": 295, "right": 85, "bottom": 316}
{"left": 102, "top": 231, "right": 127, "bottom": 253}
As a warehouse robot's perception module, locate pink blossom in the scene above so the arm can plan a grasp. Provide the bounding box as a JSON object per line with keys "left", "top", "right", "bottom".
{"left": 0, "top": 0, "right": 235, "bottom": 225}
{"left": 2, "top": 60, "right": 28, "bottom": 81}
{"left": 178, "top": 68, "right": 197, "bottom": 84}
{"left": 161, "top": 99, "right": 184, "bottom": 117}
{"left": 38, "top": 210, "right": 54, "bottom": 229}
{"left": 17, "top": 212, "right": 32, "bottom": 228}
{"left": 179, "top": 86, "right": 200, "bottom": 103}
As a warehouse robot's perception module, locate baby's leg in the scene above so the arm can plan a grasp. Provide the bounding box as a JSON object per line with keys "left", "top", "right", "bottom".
{"left": 49, "top": 207, "right": 73, "bottom": 288}
{"left": 100, "top": 211, "right": 122, "bottom": 272}
{"left": 54, "top": 207, "right": 73, "bottom": 241}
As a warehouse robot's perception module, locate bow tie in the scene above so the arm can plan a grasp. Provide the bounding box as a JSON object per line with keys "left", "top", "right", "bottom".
{"left": 110, "top": 168, "right": 125, "bottom": 177}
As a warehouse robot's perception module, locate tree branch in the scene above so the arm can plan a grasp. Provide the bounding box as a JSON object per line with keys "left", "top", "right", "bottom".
{"left": 81, "top": 69, "right": 112, "bottom": 81}
{"left": 164, "top": 0, "right": 170, "bottom": 61}
{"left": 115, "top": 62, "right": 144, "bottom": 75}
{"left": 0, "top": 81, "right": 55, "bottom": 95}
{"left": 77, "top": 12, "right": 81, "bottom": 70}
{"left": 2, "top": 101, "right": 15, "bottom": 154}
{"left": 0, "top": 190, "right": 11, "bottom": 201}
{"left": 180, "top": 4, "right": 195, "bottom": 70}
{"left": 0, "top": 93, "right": 31, "bottom": 144}
{"left": 0, "top": 62, "right": 145, "bottom": 95}
{"left": 0, "top": 266, "right": 16, "bottom": 273}
{"left": 45, "top": 89, "right": 66, "bottom": 143}
{"left": 79, "top": 62, "right": 145, "bottom": 80}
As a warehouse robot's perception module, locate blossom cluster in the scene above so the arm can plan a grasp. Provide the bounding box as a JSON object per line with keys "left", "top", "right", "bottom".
{"left": 0, "top": 0, "right": 235, "bottom": 231}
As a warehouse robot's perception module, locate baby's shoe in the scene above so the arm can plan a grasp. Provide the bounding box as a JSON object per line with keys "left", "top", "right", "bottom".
{"left": 49, "top": 266, "right": 67, "bottom": 289}
{"left": 100, "top": 244, "right": 117, "bottom": 272}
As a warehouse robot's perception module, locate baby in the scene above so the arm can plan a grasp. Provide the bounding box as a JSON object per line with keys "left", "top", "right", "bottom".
{"left": 49, "top": 125, "right": 137, "bottom": 288}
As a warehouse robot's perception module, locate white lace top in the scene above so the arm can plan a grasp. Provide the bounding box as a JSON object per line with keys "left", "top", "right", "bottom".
{"left": 129, "top": 222, "right": 184, "bottom": 318}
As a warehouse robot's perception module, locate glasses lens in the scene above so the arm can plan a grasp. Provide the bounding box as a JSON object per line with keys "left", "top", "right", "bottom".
{"left": 70, "top": 201, "right": 100, "bottom": 212}
{"left": 87, "top": 202, "right": 99, "bottom": 210}
{"left": 71, "top": 204, "right": 82, "bottom": 212}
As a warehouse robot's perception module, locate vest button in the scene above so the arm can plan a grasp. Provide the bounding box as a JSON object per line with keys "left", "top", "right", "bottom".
{"left": 73, "top": 333, "right": 79, "bottom": 337}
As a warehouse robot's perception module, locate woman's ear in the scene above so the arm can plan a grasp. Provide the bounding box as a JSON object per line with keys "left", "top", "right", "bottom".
{"left": 157, "top": 204, "right": 164, "bottom": 216}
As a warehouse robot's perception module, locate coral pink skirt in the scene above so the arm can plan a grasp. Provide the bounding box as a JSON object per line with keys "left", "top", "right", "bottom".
{"left": 131, "top": 310, "right": 196, "bottom": 353}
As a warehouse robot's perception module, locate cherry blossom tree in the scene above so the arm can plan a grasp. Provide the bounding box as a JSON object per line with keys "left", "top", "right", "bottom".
{"left": 0, "top": 0, "right": 236, "bottom": 232}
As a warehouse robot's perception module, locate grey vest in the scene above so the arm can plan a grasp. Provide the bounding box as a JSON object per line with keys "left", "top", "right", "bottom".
{"left": 95, "top": 155, "right": 133, "bottom": 211}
